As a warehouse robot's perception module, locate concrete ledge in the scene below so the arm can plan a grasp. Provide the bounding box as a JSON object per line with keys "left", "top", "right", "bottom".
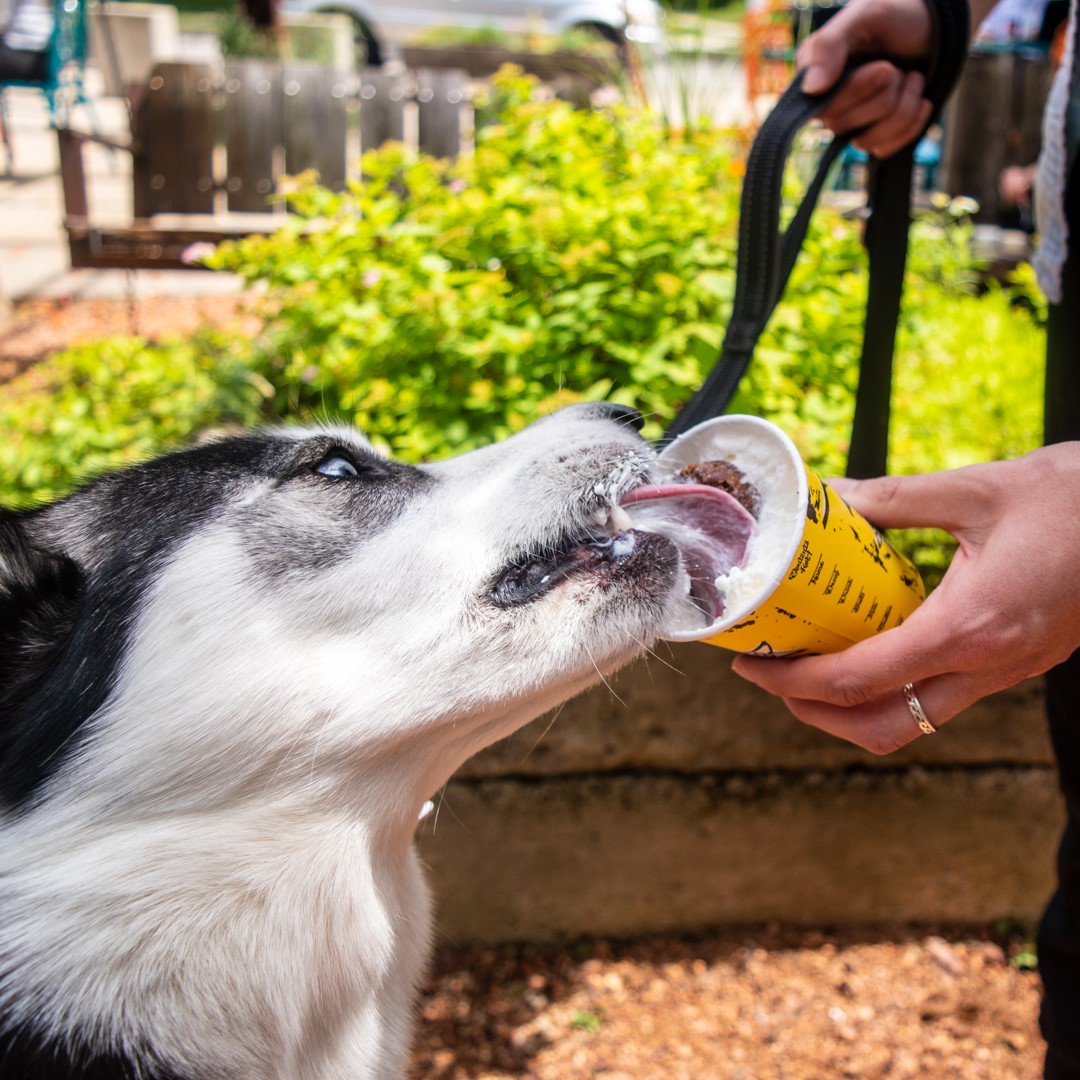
{"left": 418, "top": 766, "right": 1063, "bottom": 943}
{"left": 458, "top": 645, "right": 1053, "bottom": 779}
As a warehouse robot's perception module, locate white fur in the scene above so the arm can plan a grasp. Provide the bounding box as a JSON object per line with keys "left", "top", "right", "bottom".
{"left": 0, "top": 408, "right": 684, "bottom": 1079}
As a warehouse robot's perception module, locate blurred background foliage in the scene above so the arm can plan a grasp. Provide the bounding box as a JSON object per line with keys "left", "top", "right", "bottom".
{"left": 0, "top": 70, "right": 1044, "bottom": 580}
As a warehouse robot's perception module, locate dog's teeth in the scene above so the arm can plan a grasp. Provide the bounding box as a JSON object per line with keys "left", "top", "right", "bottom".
{"left": 609, "top": 505, "right": 633, "bottom": 533}
{"left": 591, "top": 507, "right": 610, "bottom": 528}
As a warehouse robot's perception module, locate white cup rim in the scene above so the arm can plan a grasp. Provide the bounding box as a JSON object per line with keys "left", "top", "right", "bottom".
{"left": 657, "top": 415, "right": 809, "bottom": 643}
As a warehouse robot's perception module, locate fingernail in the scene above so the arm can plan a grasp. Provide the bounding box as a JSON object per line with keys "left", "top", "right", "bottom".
{"left": 803, "top": 65, "right": 828, "bottom": 94}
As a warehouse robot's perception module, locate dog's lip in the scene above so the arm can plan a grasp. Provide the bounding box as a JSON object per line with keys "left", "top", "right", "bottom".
{"left": 487, "top": 456, "right": 667, "bottom": 608}
{"left": 488, "top": 527, "right": 646, "bottom": 607}
{"left": 618, "top": 483, "right": 756, "bottom": 618}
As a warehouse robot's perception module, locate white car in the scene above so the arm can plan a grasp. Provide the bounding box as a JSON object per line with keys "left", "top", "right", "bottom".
{"left": 282, "top": 0, "right": 666, "bottom": 65}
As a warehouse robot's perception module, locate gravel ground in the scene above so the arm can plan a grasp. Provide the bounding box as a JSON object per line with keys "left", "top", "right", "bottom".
{"left": 410, "top": 927, "right": 1044, "bottom": 1079}
{"left": 2, "top": 296, "right": 1050, "bottom": 1080}
{"left": 0, "top": 295, "right": 258, "bottom": 383}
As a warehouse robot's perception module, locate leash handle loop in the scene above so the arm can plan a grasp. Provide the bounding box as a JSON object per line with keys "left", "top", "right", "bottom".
{"left": 663, "top": 68, "right": 857, "bottom": 443}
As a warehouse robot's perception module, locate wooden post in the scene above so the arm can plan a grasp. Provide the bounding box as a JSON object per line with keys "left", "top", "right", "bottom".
{"left": 281, "top": 63, "right": 350, "bottom": 189}
{"left": 415, "top": 69, "right": 468, "bottom": 160}
{"left": 133, "top": 63, "right": 217, "bottom": 216}
{"left": 940, "top": 48, "right": 1050, "bottom": 222}
{"left": 224, "top": 59, "right": 281, "bottom": 212}
{"left": 358, "top": 69, "right": 406, "bottom": 156}
{"left": 56, "top": 128, "right": 90, "bottom": 221}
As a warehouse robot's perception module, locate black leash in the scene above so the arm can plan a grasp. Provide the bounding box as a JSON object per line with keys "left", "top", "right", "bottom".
{"left": 664, "top": 0, "right": 970, "bottom": 479}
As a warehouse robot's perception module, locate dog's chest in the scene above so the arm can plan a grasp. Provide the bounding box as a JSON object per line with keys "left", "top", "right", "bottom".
{"left": 0, "top": 807, "right": 433, "bottom": 1080}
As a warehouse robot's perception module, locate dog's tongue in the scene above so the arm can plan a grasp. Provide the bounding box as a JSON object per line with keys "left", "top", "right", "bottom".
{"left": 621, "top": 483, "right": 756, "bottom": 619}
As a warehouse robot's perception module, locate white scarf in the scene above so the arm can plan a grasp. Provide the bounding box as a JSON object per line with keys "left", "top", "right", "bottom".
{"left": 1034, "top": 0, "right": 1079, "bottom": 303}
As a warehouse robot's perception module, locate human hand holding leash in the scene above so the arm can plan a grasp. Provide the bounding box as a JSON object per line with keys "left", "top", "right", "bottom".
{"left": 732, "top": 443, "right": 1080, "bottom": 754}
{"left": 799, "top": 0, "right": 934, "bottom": 156}
{"left": 796, "top": 0, "right": 995, "bottom": 157}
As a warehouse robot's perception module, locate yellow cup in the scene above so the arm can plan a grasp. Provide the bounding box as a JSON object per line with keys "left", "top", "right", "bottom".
{"left": 658, "top": 416, "right": 925, "bottom": 656}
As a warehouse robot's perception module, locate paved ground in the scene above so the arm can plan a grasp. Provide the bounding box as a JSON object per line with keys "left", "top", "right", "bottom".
{"left": 0, "top": 75, "right": 243, "bottom": 305}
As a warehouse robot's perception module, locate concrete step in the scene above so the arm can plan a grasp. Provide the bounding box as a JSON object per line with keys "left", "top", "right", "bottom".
{"left": 419, "top": 764, "right": 1061, "bottom": 943}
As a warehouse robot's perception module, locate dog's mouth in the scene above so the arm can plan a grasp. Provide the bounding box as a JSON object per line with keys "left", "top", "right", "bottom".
{"left": 488, "top": 501, "right": 667, "bottom": 608}
{"left": 619, "top": 483, "right": 756, "bottom": 620}
{"left": 488, "top": 481, "right": 755, "bottom": 617}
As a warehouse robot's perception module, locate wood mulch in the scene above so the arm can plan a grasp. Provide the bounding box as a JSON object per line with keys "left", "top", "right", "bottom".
{"left": 410, "top": 926, "right": 1044, "bottom": 1079}
{"left": 0, "top": 294, "right": 259, "bottom": 383}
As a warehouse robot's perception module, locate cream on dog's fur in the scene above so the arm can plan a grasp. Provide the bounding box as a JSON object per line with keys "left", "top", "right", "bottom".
{"left": 0, "top": 404, "right": 686, "bottom": 1079}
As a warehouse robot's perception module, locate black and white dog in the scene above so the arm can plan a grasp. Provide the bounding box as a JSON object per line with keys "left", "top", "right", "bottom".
{"left": 0, "top": 404, "right": 691, "bottom": 1080}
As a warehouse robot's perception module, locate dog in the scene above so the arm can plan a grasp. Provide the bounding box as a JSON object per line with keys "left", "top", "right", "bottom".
{"left": 0, "top": 403, "right": 690, "bottom": 1080}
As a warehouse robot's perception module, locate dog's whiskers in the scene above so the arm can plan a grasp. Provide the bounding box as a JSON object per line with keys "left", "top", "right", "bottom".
{"left": 521, "top": 702, "right": 567, "bottom": 765}
{"left": 582, "top": 642, "right": 625, "bottom": 707}
{"left": 427, "top": 785, "right": 470, "bottom": 838}
{"left": 626, "top": 632, "right": 686, "bottom": 677}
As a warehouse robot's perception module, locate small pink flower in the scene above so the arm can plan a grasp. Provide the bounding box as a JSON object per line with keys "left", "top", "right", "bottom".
{"left": 300, "top": 365, "right": 319, "bottom": 383}
{"left": 448, "top": 179, "right": 467, "bottom": 194}
{"left": 362, "top": 269, "right": 382, "bottom": 287}
{"left": 180, "top": 242, "right": 217, "bottom": 265}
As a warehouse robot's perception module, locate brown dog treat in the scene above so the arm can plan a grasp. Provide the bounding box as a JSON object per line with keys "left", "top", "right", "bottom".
{"left": 678, "top": 460, "right": 762, "bottom": 519}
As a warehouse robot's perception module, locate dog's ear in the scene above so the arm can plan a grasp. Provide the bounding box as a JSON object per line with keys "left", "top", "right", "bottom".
{"left": 0, "top": 509, "right": 85, "bottom": 790}
{"left": 0, "top": 510, "right": 84, "bottom": 668}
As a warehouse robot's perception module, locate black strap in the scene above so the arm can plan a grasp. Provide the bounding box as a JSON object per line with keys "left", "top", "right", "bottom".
{"left": 663, "top": 67, "right": 853, "bottom": 444}
{"left": 664, "top": 0, "right": 970, "bottom": 480}
{"left": 848, "top": 0, "right": 970, "bottom": 477}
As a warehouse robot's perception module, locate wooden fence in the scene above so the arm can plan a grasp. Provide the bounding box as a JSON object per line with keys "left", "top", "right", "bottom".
{"left": 59, "top": 60, "right": 475, "bottom": 268}
{"left": 132, "top": 61, "right": 472, "bottom": 217}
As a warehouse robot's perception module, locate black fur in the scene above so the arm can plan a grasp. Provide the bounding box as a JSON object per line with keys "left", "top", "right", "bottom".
{"left": 0, "top": 432, "right": 430, "bottom": 810}
{"left": 0, "top": 510, "right": 94, "bottom": 809}
{"left": 0, "top": 1027, "right": 189, "bottom": 1080}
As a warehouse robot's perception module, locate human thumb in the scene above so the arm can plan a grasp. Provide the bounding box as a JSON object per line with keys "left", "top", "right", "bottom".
{"left": 798, "top": 30, "right": 848, "bottom": 95}
{"left": 824, "top": 471, "right": 979, "bottom": 533}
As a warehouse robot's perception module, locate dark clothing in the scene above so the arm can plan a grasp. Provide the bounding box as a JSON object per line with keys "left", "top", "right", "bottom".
{"left": 1040, "top": 162, "right": 1080, "bottom": 1080}
{"left": 0, "top": 0, "right": 52, "bottom": 83}
{"left": 1043, "top": 162, "right": 1080, "bottom": 448}
{"left": 0, "top": 40, "right": 48, "bottom": 81}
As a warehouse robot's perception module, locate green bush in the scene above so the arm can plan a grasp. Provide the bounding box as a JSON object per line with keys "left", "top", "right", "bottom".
{"left": 0, "top": 333, "right": 271, "bottom": 508}
{"left": 216, "top": 6, "right": 279, "bottom": 60}
{"left": 735, "top": 199, "right": 1045, "bottom": 479}
{"left": 207, "top": 69, "right": 747, "bottom": 459}
{"left": 0, "top": 69, "right": 1046, "bottom": 587}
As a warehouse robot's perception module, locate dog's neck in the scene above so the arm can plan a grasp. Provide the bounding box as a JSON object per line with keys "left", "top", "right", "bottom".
{"left": 1, "top": 608, "right": 627, "bottom": 1079}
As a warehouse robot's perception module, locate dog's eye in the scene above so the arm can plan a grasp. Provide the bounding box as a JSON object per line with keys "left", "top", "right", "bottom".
{"left": 315, "top": 456, "right": 360, "bottom": 479}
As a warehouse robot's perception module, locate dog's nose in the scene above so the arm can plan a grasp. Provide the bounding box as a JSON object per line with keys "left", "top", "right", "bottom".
{"left": 590, "top": 403, "right": 645, "bottom": 432}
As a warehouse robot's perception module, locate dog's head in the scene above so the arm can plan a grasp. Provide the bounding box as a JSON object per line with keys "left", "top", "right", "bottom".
{"left": 0, "top": 404, "right": 685, "bottom": 820}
